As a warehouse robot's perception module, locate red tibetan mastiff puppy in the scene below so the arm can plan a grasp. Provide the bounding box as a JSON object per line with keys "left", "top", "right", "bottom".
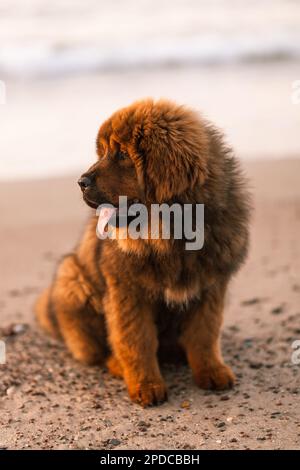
{"left": 36, "top": 99, "right": 250, "bottom": 407}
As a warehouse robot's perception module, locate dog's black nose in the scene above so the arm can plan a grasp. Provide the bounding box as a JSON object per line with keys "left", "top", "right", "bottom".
{"left": 78, "top": 176, "right": 91, "bottom": 190}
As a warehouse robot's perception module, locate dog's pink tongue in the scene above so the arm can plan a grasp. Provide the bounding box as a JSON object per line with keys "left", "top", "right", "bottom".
{"left": 97, "top": 206, "right": 117, "bottom": 236}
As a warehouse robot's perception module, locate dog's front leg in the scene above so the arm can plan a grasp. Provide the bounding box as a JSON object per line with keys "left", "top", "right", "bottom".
{"left": 104, "top": 281, "right": 167, "bottom": 407}
{"left": 180, "top": 281, "right": 235, "bottom": 390}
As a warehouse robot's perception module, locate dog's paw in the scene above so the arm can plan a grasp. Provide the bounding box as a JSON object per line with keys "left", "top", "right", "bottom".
{"left": 194, "top": 363, "right": 235, "bottom": 391}
{"left": 128, "top": 380, "right": 168, "bottom": 407}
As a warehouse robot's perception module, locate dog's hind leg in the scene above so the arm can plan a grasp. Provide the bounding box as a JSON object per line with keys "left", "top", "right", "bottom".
{"left": 35, "top": 287, "right": 61, "bottom": 340}
{"left": 36, "top": 254, "right": 107, "bottom": 365}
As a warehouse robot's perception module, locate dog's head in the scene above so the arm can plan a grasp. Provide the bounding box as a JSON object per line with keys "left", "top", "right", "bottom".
{"left": 78, "top": 99, "right": 209, "bottom": 233}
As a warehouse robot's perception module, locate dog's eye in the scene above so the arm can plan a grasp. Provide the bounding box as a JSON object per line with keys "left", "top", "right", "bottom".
{"left": 117, "top": 151, "right": 128, "bottom": 161}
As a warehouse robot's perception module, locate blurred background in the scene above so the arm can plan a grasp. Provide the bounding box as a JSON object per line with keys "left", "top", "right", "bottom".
{"left": 0, "top": 0, "right": 299, "bottom": 180}
{"left": 1, "top": 2, "right": 300, "bottom": 451}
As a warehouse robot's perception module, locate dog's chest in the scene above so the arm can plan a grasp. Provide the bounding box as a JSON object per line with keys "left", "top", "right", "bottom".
{"left": 163, "top": 280, "right": 201, "bottom": 307}
{"left": 157, "top": 253, "right": 201, "bottom": 307}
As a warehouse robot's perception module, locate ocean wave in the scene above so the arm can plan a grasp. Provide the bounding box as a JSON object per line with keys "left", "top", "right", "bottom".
{"left": 1, "top": 32, "right": 300, "bottom": 78}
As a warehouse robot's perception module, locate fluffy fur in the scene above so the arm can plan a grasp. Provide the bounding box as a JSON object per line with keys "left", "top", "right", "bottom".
{"left": 35, "top": 99, "right": 251, "bottom": 406}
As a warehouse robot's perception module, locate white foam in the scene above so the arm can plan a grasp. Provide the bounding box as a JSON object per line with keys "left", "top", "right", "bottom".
{"left": 1, "top": 32, "right": 300, "bottom": 78}
{"left": 0, "top": 0, "right": 300, "bottom": 77}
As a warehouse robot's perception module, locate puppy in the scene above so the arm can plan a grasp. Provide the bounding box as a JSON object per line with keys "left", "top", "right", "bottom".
{"left": 36, "top": 99, "right": 250, "bottom": 406}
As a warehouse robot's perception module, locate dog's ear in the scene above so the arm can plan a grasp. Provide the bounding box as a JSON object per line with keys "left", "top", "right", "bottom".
{"left": 136, "top": 121, "right": 209, "bottom": 203}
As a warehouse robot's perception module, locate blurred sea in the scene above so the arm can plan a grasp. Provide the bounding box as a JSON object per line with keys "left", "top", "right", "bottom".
{"left": 0, "top": 0, "right": 300, "bottom": 77}
{"left": 0, "top": 0, "right": 299, "bottom": 180}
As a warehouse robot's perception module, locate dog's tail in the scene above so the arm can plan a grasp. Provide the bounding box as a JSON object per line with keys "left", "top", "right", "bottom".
{"left": 35, "top": 288, "right": 61, "bottom": 339}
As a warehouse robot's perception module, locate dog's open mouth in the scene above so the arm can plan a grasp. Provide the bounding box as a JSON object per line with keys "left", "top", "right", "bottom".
{"left": 97, "top": 205, "right": 118, "bottom": 237}
{"left": 83, "top": 194, "right": 100, "bottom": 209}
{"left": 84, "top": 195, "right": 139, "bottom": 236}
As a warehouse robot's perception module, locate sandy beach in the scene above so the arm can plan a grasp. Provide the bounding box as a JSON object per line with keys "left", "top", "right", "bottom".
{"left": 0, "top": 158, "right": 300, "bottom": 450}
{"left": 1, "top": 0, "right": 300, "bottom": 454}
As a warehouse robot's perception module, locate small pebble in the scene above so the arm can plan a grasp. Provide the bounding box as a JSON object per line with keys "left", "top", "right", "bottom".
{"left": 6, "top": 386, "right": 16, "bottom": 396}
{"left": 180, "top": 400, "right": 191, "bottom": 409}
{"left": 108, "top": 439, "right": 121, "bottom": 447}
{"left": 271, "top": 305, "right": 284, "bottom": 315}
{"left": 13, "top": 324, "right": 26, "bottom": 334}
